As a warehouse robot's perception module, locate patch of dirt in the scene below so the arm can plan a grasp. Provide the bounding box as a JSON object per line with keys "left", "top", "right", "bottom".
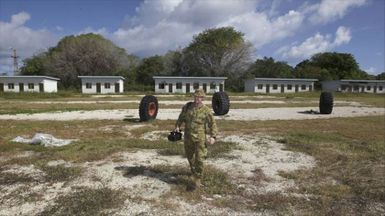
{"left": 0, "top": 134, "right": 317, "bottom": 215}
{"left": 0, "top": 106, "right": 383, "bottom": 121}
{"left": 98, "top": 124, "right": 146, "bottom": 137}
{"left": 141, "top": 130, "right": 170, "bottom": 141}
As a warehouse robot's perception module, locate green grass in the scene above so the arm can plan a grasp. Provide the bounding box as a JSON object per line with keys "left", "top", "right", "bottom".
{"left": 145, "top": 164, "right": 237, "bottom": 197}
{"left": 38, "top": 186, "right": 125, "bottom": 216}
{"left": 0, "top": 111, "right": 384, "bottom": 214}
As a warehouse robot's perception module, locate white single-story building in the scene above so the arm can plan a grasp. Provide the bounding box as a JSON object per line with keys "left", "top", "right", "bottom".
{"left": 245, "top": 78, "right": 318, "bottom": 93}
{"left": 0, "top": 76, "right": 60, "bottom": 93}
{"left": 78, "top": 76, "right": 125, "bottom": 94}
{"left": 153, "top": 76, "right": 227, "bottom": 94}
{"left": 321, "top": 80, "right": 385, "bottom": 94}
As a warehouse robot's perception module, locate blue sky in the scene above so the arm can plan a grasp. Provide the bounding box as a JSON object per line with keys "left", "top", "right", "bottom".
{"left": 0, "top": 0, "right": 384, "bottom": 75}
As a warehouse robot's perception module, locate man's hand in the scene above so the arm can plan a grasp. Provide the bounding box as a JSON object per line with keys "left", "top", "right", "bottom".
{"left": 207, "top": 137, "right": 216, "bottom": 145}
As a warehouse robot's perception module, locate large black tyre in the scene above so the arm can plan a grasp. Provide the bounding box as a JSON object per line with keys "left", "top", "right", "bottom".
{"left": 212, "top": 92, "right": 230, "bottom": 115}
{"left": 139, "top": 95, "right": 159, "bottom": 121}
{"left": 319, "top": 92, "right": 333, "bottom": 114}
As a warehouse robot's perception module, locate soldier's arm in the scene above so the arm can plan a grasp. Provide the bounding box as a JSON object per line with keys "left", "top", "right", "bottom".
{"left": 206, "top": 109, "right": 218, "bottom": 138}
{"left": 175, "top": 103, "right": 188, "bottom": 129}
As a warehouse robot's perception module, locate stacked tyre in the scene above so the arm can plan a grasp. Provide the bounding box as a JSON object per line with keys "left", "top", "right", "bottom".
{"left": 319, "top": 92, "right": 333, "bottom": 114}
{"left": 139, "top": 95, "right": 159, "bottom": 121}
{"left": 212, "top": 92, "right": 230, "bottom": 115}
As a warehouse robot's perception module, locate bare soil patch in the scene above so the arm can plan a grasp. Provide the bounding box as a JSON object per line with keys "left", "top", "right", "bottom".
{"left": 0, "top": 106, "right": 382, "bottom": 121}
{"left": 0, "top": 134, "right": 315, "bottom": 215}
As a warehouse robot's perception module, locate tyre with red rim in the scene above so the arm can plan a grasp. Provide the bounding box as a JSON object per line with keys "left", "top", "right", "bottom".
{"left": 139, "top": 95, "right": 159, "bottom": 121}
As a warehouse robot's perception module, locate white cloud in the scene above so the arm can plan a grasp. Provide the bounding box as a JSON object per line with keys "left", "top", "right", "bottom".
{"left": 309, "top": 0, "right": 367, "bottom": 24}
{"left": 364, "top": 67, "right": 376, "bottom": 74}
{"left": 111, "top": 0, "right": 308, "bottom": 55}
{"left": 334, "top": 26, "right": 351, "bottom": 45}
{"left": 218, "top": 10, "right": 304, "bottom": 48}
{"left": 0, "top": 0, "right": 369, "bottom": 74}
{"left": 277, "top": 26, "right": 351, "bottom": 59}
{"left": 77, "top": 27, "right": 109, "bottom": 37}
{"left": 0, "top": 12, "right": 57, "bottom": 74}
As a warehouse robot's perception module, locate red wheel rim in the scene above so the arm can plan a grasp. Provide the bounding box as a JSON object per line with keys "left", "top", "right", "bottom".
{"left": 148, "top": 102, "right": 156, "bottom": 116}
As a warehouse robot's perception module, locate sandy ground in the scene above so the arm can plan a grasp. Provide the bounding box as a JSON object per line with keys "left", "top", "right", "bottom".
{"left": 0, "top": 106, "right": 383, "bottom": 121}
{"left": 0, "top": 134, "right": 316, "bottom": 215}
{"left": 12, "top": 100, "right": 362, "bottom": 106}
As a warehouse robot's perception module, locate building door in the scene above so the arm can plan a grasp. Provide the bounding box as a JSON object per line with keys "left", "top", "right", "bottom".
{"left": 19, "top": 83, "right": 24, "bottom": 92}
{"left": 39, "top": 83, "right": 44, "bottom": 92}
{"left": 0, "top": 83, "right": 3, "bottom": 92}
{"left": 203, "top": 83, "right": 207, "bottom": 93}
{"left": 295, "top": 85, "right": 299, "bottom": 92}
{"left": 96, "top": 83, "right": 101, "bottom": 93}
{"left": 219, "top": 84, "right": 224, "bottom": 92}
{"left": 169, "top": 83, "right": 173, "bottom": 93}
{"left": 115, "top": 83, "right": 120, "bottom": 93}
{"left": 309, "top": 85, "right": 313, "bottom": 91}
{"left": 186, "top": 83, "right": 190, "bottom": 93}
{"left": 374, "top": 86, "right": 377, "bottom": 93}
{"left": 280, "top": 84, "right": 284, "bottom": 93}
{"left": 266, "top": 84, "right": 270, "bottom": 93}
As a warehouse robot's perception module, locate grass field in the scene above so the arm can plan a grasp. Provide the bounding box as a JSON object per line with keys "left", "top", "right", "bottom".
{"left": 0, "top": 92, "right": 384, "bottom": 215}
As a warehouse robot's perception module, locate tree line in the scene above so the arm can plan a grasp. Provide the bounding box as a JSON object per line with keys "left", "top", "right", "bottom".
{"left": 21, "top": 27, "right": 384, "bottom": 92}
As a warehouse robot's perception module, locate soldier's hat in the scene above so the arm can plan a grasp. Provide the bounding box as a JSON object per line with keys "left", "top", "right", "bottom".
{"left": 193, "top": 89, "right": 206, "bottom": 97}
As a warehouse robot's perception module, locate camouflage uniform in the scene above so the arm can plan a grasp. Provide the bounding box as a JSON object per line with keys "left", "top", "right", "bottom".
{"left": 175, "top": 91, "right": 218, "bottom": 180}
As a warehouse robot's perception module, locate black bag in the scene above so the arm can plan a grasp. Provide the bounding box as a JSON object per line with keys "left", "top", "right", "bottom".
{"left": 168, "top": 131, "right": 182, "bottom": 142}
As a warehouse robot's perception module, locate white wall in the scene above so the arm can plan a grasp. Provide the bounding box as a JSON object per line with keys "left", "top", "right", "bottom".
{"left": 81, "top": 78, "right": 124, "bottom": 94}
{"left": 245, "top": 79, "right": 315, "bottom": 93}
{"left": 322, "top": 81, "right": 385, "bottom": 94}
{"left": 43, "top": 79, "right": 58, "bottom": 92}
{"left": 0, "top": 77, "right": 58, "bottom": 93}
{"left": 154, "top": 78, "right": 226, "bottom": 94}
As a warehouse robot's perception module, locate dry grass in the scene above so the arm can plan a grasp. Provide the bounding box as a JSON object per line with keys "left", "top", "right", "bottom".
{"left": 38, "top": 186, "right": 125, "bottom": 216}
{"left": 0, "top": 98, "right": 384, "bottom": 215}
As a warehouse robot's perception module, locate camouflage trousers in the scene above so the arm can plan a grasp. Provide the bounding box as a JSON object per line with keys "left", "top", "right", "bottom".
{"left": 184, "top": 136, "right": 207, "bottom": 179}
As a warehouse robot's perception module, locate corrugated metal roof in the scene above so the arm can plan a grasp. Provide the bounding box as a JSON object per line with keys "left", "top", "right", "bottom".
{"left": 0, "top": 76, "right": 60, "bottom": 81}
{"left": 153, "top": 76, "right": 227, "bottom": 80}
{"left": 253, "top": 78, "right": 318, "bottom": 81}
{"left": 78, "top": 76, "right": 125, "bottom": 80}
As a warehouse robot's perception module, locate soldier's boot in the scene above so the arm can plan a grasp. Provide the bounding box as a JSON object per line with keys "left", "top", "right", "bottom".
{"left": 187, "top": 174, "right": 201, "bottom": 191}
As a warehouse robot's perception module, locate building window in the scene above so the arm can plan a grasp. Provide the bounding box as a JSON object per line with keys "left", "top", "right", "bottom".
{"left": 104, "top": 83, "right": 111, "bottom": 89}
{"left": 272, "top": 84, "right": 278, "bottom": 90}
{"left": 257, "top": 84, "right": 263, "bottom": 89}
{"left": 8, "top": 83, "right": 14, "bottom": 89}
{"left": 193, "top": 82, "right": 199, "bottom": 89}
{"left": 28, "top": 83, "right": 34, "bottom": 89}
{"left": 301, "top": 85, "right": 306, "bottom": 90}
{"left": 287, "top": 85, "right": 292, "bottom": 90}
{"left": 379, "top": 86, "right": 383, "bottom": 91}
{"left": 86, "top": 83, "right": 92, "bottom": 89}
{"left": 159, "top": 83, "right": 165, "bottom": 89}
{"left": 354, "top": 86, "right": 359, "bottom": 91}
{"left": 366, "top": 86, "right": 371, "bottom": 91}
{"left": 176, "top": 82, "right": 182, "bottom": 89}
{"left": 210, "top": 82, "right": 216, "bottom": 89}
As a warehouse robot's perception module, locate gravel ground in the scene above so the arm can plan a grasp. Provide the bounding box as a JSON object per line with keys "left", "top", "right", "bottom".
{"left": 0, "top": 134, "right": 316, "bottom": 215}
{"left": 0, "top": 106, "right": 382, "bottom": 121}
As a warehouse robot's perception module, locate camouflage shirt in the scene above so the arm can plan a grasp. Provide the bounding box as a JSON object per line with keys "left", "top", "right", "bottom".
{"left": 176, "top": 102, "right": 218, "bottom": 142}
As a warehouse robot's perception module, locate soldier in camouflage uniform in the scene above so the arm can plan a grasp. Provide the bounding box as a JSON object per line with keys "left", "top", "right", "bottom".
{"left": 174, "top": 89, "right": 218, "bottom": 191}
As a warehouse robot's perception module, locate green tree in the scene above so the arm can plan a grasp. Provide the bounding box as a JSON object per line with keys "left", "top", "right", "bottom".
{"left": 376, "top": 72, "right": 385, "bottom": 80}
{"left": 248, "top": 57, "right": 294, "bottom": 78}
{"left": 182, "top": 27, "right": 253, "bottom": 91}
{"left": 135, "top": 55, "right": 164, "bottom": 86}
{"left": 309, "top": 52, "right": 362, "bottom": 79}
{"left": 21, "top": 33, "right": 136, "bottom": 89}
{"left": 21, "top": 53, "right": 48, "bottom": 75}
